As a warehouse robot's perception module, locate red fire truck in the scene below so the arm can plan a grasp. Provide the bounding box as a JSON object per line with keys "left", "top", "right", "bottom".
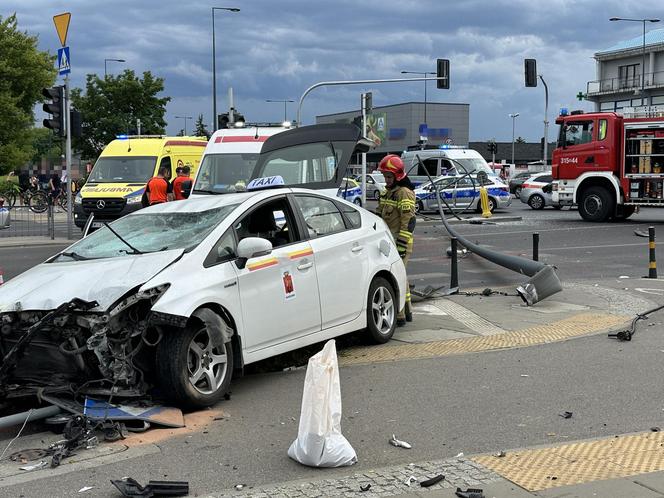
{"left": 552, "top": 108, "right": 664, "bottom": 221}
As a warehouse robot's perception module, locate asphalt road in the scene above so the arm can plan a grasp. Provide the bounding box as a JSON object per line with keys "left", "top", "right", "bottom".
{"left": 4, "top": 200, "right": 664, "bottom": 496}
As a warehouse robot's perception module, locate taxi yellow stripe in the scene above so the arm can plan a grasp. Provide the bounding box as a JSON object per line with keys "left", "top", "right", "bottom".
{"left": 247, "top": 257, "right": 278, "bottom": 271}
{"left": 288, "top": 248, "right": 313, "bottom": 259}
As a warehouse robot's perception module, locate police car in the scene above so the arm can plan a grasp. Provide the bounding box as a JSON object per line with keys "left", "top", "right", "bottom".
{"left": 337, "top": 177, "right": 363, "bottom": 206}
{"left": 414, "top": 174, "right": 512, "bottom": 213}
{"left": 0, "top": 124, "right": 407, "bottom": 409}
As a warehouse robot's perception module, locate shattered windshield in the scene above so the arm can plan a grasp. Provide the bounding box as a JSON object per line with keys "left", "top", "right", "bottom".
{"left": 53, "top": 205, "right": 239, "bottom": 261}
{"left": 193, "top": 153, "right": 259, "bottom": 194}
{"left": 88, "top": 156, "right": 157, "bottom": 183}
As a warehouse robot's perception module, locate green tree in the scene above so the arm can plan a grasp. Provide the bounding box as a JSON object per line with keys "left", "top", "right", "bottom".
{"left": 194, "top": 113, "right": 210, "bottom": 138}
{"left": 30, "top": 127, "right": 62, "bottom": 165}
{"left": 0, "top": 14, "right": 56, "bottom": 174}
{"left": 71, "top": 70, "right": 171, "bottom": 159}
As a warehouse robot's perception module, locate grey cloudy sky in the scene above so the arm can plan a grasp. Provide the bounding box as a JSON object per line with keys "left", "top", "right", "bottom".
{"left": 5, "top": 0, "right": 664, "bottom": 142}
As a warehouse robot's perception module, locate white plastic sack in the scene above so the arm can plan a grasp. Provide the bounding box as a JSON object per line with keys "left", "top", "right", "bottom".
{"left": 287, "top": 340, "right": 357, "bottom": 467}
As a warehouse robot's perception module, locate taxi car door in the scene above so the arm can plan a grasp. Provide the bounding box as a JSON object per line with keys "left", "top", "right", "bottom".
{"left": 293, "top": 194, "right": 367, "bottom": 329}
{"left": 232, "top": 196, "right": 321, "bottom": 352}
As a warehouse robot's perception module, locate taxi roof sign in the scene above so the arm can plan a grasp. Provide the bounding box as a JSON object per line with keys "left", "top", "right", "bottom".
{"left": 247, "top": 176, "right": 285, "bottom": 191}
{"left": 53, "top": 13, "right": 71, "bottom": 47}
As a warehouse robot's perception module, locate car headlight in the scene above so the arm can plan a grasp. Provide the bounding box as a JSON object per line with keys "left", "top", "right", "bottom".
{"left": 126, "top": 195, "right": 143, "bottom": 204}
{"left": 74, "top": 193, "right": 82, "bottom": 205}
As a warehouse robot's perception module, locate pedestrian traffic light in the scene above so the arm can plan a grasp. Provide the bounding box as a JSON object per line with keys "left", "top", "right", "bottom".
{"left": 70, "top": 109, "right": 82, "bottom": 138}
{"left": 436, "top": 59, "right": 450, "bottom": 89}
{"left": 524, "top": 59, "right": 537, "bottom": 87}
{"left": 42, "top": 86, "right": 65, "bottom": 136}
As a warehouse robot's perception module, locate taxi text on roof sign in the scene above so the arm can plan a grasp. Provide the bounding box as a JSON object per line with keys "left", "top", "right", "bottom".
{"left": 247, "top": 176, "right": 285, "bottom": 191}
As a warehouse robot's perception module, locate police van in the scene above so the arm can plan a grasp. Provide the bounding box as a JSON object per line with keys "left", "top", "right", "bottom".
{"left": 401, "top": 145, "right": 495, "bottom": 179}
{"left": 74, "top": 136, "right": 207, "bottom": 229}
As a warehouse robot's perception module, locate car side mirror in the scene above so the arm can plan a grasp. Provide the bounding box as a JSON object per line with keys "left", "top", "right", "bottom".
{"left": 236, "top": 237, "right": 273, "bottom": 269}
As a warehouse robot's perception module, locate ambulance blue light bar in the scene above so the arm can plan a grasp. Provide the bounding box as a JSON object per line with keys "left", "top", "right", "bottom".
{"left": 116, "top": 134, "right": 129, "bottom": 140}
{"left": 247, "top": 175, "right": 286, "bottom": 191}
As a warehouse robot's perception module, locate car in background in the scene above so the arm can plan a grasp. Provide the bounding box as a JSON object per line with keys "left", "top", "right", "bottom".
{"left": 519, "top": 173, "right": 560, "bottom": 210}
{"left": 338, "top": 178, "right": 363, "bottom": 206}
{"left": 414, "top": 174, "right": 511, "bottom": 213}
{"left": 508, "top": 171, "right": 533, "bottom": 197}
{"left": 359, "top": 173, "right": 386, "bottom": 200}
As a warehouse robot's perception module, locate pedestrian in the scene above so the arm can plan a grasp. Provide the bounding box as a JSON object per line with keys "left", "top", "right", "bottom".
{"left": 144, "top": 166, "right": 174, "bottom": 206}
{"left": 172, "top": 165, "right": 192, "bottom": 200}
{"left": 375, "top": 154, "right": 416, "bottom": 326}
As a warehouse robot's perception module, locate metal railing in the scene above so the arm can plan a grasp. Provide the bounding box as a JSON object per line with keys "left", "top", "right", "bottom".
{"left": 587, "top": 70, "right": 664, "bottom": 94}
{"left": 0, "top": 202, "right": 74, "bottom": 240}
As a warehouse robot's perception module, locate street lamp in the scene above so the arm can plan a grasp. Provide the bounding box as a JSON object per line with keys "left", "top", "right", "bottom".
{"left": 212, "top": 7, "right": 240, "bottom": 131}
{"left": 266, "top": 99, "right": 295, "bottom": 123}
{"left": 175, "top": 115, "right": 193, "bottom": 135}
{"left": 509, "top": 113, "right": 520, "bottom": 165}
{"left": 609, "top": 17, "right": 660, "bottom": 105}
{"left": 401, "top": 70, "right": 436, "bottom": 126}
{"left": 104, "top": 58, "right": 125, "bottom": 77}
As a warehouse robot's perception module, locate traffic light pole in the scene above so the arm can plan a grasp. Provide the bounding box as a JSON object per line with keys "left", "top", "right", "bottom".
{"left": 65, "top": 75, "right": 73, "bottom": 240}
{"left": 361, "top": 93, "right": 367, "bottom": 206}
{"left": 539, "top": 75, "right": 549, "bottom": 165}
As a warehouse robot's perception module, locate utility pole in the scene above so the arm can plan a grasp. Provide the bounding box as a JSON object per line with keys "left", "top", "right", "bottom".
{"left": 361, "top": 92, "right": 368, "bottom": 206}
{"left": 539, "top": 75, "right": 549, "bottom": 164}
{"left": 65, "top": 74, "right": 72, "bottom": 240}
{"left": 137, "top": 118, "right": 141, "bottom": 137}
{"left": 509, "top": 113, "right": 520, "bottom": 166}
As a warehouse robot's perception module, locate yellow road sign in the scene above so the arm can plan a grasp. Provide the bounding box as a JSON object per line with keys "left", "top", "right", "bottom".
{"left": 53, "top": 12, "right": 71, "bottom": 47}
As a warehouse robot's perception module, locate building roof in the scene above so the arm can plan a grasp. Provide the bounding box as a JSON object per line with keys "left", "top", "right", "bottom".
{"left": 597, "top": 28, "right": 664, "bottom": 55}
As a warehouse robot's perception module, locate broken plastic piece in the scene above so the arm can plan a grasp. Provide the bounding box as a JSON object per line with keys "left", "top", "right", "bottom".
{"left": 78, "top": 486, "right": 94, "bottom": 493}
{"left": 110, "top": 478, "right": 189, "bottom": 497}
{"left": 652, "top": 427, "right": 661, "bottom": 432}
{"left": 389, "top": 434, "right": 412, "bottom": 449}
{"left": 420, "top": 474, "right": 445, "bottom": 487}
{"left": 19, "top": 460, "right": 48, "bottom": 471}
{"left": 360, "top": 484, "right": 371, "bottom": 492}
{"left": 455, "top": 487, "right": 485, "bottom": 498}
{"left": 455, "top": 452, "right": 464, "bottom": 458}
{"left": 559, "top": 411, "right": 573, "bottom": 419}
{"left": 404, "top": 476, "right": 417, "bottom": 486}
{"left": 494, "top": 450, "right": 507, "bottom": 457}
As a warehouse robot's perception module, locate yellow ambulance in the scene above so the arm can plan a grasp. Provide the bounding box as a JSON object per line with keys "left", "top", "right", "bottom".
{"left": 74, "top": 136, "right": 207, "bottom": 229}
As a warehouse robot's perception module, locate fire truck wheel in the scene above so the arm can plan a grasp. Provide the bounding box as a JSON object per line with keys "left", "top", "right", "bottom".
{"left": 579, "top": 186, "right": 614, "bottom": 222}
{"left": 614, "top": 206, "right": 635, "bottom": 221}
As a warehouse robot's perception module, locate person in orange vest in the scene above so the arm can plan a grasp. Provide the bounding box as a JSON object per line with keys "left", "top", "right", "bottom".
{"left": 375, "top": 154, "right": 416, "bottom": 326}
{"left": 144, "top": 167, "right": 174, "bottom": 206}
{"left": 172, "top": 165, "right": 192, "bottom": 200}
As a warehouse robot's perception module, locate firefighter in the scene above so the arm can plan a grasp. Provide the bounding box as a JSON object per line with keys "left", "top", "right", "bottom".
{"left": 376, "top": 154, "right": 416, "bottom": 326}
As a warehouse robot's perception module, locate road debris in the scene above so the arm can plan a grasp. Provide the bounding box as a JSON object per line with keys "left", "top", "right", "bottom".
{"left": 235, "top": 484, "right": 245, "bottom": 490}
{"left": 404, "top": 476, "right": 417, "bottom": 486}
{"left": 78, "top": 486, "right": 94, "bottom": 493}
{"left": 520, "top": 374, "right": 529, "bottom": 377}
{"left": 110, "top": 478, "right": 189, "bottom": 497}
{"left": 493, "top": 450, "right": 507, "bottom": 457}
{"left": 19, "top": 460, "right": 48, "bottom": 471}
{"left": 455, "top": 487, "right": 485, "bottom": 498}
{"left": 389, "top": 434, "right": 412, "bottom": 449}
{"left": 360, "top": 483, "right": 371, "bottom": 492}
{"left": 455, "top": 452, "right": 464, "bottom": 458}
{"left": 652, "top": 427, "right": 661, "bottom": 432}
{"left": 559, "top": 411, "right": 573, "bottom": 419}
{"left": 420, "top": 474, "right": 445, "bottom": 487}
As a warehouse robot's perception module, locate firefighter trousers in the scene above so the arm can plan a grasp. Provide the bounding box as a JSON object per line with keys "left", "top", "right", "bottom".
{"left": 397, "top": 252, "right": 411, "bottom": 321}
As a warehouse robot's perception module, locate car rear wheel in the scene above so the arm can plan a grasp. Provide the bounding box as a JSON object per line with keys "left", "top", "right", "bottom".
{"left": 416, "top": 200, "right": 424, "bottom": 213}
{"left": 514, "top": 186, "right": 522, "bottom": 198}
{"left": 373, "top": 190, "right": 381, "bottom": 200}
{"left": 366, "top": 277, "right": 397, "bottom": 344}
{"left": 528, "top": 194, "right": 545, "bottom": 210}
{"left": 156, "top": 309, "right": 234, "bottom": 409}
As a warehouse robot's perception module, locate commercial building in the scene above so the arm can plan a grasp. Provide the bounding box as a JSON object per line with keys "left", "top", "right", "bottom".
{"left": 316, "top": 102, "right": 470, "bottom": 165}
{"left": 587, "top": 28, "right": 664, "bottom": 112}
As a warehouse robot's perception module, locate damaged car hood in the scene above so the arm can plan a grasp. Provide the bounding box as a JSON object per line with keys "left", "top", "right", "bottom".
{"left": 0, "top": 250, "right": 184, "bottom": 312}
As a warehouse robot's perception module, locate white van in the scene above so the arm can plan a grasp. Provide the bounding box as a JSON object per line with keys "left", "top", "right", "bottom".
{"left": 401, "top": 146, "right": 495, "bottom": 180}
{"left": 191, "top": 125, "right": 291, "bottom": 196}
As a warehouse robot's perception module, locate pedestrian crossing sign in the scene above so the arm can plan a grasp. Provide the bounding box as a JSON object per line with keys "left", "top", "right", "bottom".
{"left": 58, "top": 46, "right": 71, "bottom": 75}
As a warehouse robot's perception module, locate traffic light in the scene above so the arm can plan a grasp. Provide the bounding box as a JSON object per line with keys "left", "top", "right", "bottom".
{"left": 363, "top": 92, "right": 372, "bottom": 113}
{"left": 218, "top": 113, "right": 229, "bottom": 129}
{"left": 42, "top": 86, "right": 65, "bottom": 136}
{"left": 525, "top": 59, "right": 537, "bottom": 87}
{"left": 436, "top": 59, "right": 450, "bottom": 89}
{"left": 487, "top": 142, "right": 497, "bottom": 154}
{"left": 70, "top": 110, "right": 82, "bottom": 138}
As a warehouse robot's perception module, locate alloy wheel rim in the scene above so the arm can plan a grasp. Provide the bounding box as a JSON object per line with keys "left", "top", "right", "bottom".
{"left": 531, "top": 196, "right": 543, "bottom": 209}
{"left": 371, "top": 286, "right": 395, "bottom": 335}
{"left": 187, "top": 328, "right": 228, "bottom": 395}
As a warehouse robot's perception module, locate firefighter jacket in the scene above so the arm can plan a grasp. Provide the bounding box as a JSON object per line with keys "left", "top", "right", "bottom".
{"left": 376, "top": 185, "right": 416, "bottom": 256}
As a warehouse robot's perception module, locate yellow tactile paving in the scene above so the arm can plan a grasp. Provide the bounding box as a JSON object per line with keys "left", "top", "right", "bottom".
{"left": 472, "top": 431, "right": 664, "bottom": 491}
{"left": 338, "top": 312, "right": 627, "bottom": 365}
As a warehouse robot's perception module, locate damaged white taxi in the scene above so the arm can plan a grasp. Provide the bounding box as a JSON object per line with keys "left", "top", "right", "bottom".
{"left": 0, "top": 124, "right": 406, "bottom": 408}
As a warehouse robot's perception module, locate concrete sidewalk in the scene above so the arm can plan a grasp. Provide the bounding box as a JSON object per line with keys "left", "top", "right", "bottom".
{"left": 0, "top": 236, "right": 72, "bottom": 248}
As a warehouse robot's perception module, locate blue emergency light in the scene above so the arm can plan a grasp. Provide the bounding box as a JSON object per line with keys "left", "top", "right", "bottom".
{"left": 116, "top": 134, "right": 129, "bottom": 140}
{"left": 559, "top": 108, "right": 569, "bottom": 116}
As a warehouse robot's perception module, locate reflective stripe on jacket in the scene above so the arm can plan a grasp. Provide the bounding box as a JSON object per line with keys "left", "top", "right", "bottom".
{"left": 376, "top": 185, "right": 416, "bottom": 255}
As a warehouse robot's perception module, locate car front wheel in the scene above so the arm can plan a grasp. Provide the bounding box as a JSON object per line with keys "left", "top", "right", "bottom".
{"left": 366, "top": 277, "right": 397, "bottom": 344}
{"left": 353, "top": 197, "right": 362, "bottom": 206}
{"left": 528, "top": 194, "right": 545, "bottom": 210}
{"left": 156, "top": 309, "right": 234, "bottom": 409}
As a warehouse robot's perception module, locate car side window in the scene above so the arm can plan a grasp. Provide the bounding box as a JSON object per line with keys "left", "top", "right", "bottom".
{"left": 338, "top": 202, "right": 361, "bottom": 229}
{"left": 234, "top": 197, "right": 300, "bottom": 248}
{"left": 540, "top": 175, "right": 552, "bottom": 183}
{"left": 294, "top": 195, "right": 346, "bottom": 238}
{"left": 204, "top": 229, "right": 237, "bottom": 267}
{"left": 366, "top": 176, "right": 375, "bottom": 184}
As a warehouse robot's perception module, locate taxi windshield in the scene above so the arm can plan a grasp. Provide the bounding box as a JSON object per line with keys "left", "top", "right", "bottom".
{"left": 88, "top": 156, "right": 157, "bottom": 183}
{"left": 53, "top": 205, "right": 239, "bottom": 261}
{"left": 193, "top": 153, "right": 259, "bottom": 194}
